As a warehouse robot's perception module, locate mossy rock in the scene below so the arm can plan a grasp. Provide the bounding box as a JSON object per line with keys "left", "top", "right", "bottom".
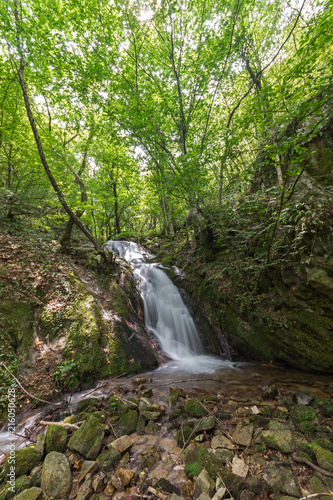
{"left": 114, "top": 410, "right": 138, "bottom": 436}
{"left": 65, "top": 412, "right": 90, "bottom": 424}
{"left": 68, "top": 415, "right": 104, "bottom": 460}
{"left": 38, "top": 307, "right": 63, "bottom": 342}
{"left": 170, "top": 408, "right": 182, "bottom": 421}
{"left": 184, "top": 445, "right": 244, "bottom": 499}
{"left": 136, "top": 414, "right": 146, "bottom": 435}
{"left": 313, "top": 445, "right": 333, "bottom": 472}
{"left": 312, "top": 398, "right": 333, "bottom": 417}
{"left": 1, "top": 301, "right": 34, "bottom": 363}
{"left": 290, "top": 404, "right": 318, "bottom": 423}
{"left": 0, "top": 476, "right": 31, "bottom": 500}
{"left": 259, "top": 429, "right": 295, "bottom": 454}
{"left": 167, "top": 391, "right": 183, "bottom": 407}
{"left": 2, "top": 447, "right": 41, "bottom": 479}
{"left": 108, "top": 396, "right": 129, "bottom": 416}
{"left": 13, "top": 487, "right": 43, "bottom": 500}
{"left": 41, "top": 451, "right": 72, "bottom": 499}
{"left": 177, "top": 425, "right": 193, "bottom": 447}
{"left": 76, "top": 397, "right": 100, "bottom": 414}
{"left": 96, "top": 449, "right": 121, "bottom": 472}
{"left": 184, "top": 399, "right": 208, "bottom": 418}
{"left": 45, "top": 425, "right": 67, "bottom": 454}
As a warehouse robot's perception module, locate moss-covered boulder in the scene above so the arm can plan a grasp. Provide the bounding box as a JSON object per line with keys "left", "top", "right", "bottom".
{"left": 13, "top": 487, "right": 43, "bottom": 500}
{"left": 68, "top": 415, "right": 104, "bottom": 460}
{"left": 290, "top": 404, "right": 318, "bottom": 423}
{"left": 45, "top": 425, "right": 67, "bottom": 454}
{"left": 184, "top": 399, "right": 208, "bottom": 418}
{"left": 96, "top": 449, "right": 121, "bottom": 472}
{"left": 259, "top": 426, "right": 295, "bottom": 454}
{"left": 177, "top": 425, "right": 193, "bottom": 447}
{"left": 114, "top": 410, "right": 138, "bottom": 436}
{"left": 76, "top": 397, "right": 100, "bottom": 414}
{"left": 1, "top": 447, "right": 41, "bottom": 479}
{"left": 41, "top": 452, "right": 71, "bottom": 499}
{"left": 313, "top": 445, "right": 333, "bottom": 472}
{"left": 184, "top": 445, "right": 244, "bottom": 499}
{"left": 0, "top": 476, "right": 31, "bottom": 500}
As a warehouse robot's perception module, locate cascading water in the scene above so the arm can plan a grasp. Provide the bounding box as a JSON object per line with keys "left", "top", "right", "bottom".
{"left": 105, "top": 240, "right": 227, "bottom": 372}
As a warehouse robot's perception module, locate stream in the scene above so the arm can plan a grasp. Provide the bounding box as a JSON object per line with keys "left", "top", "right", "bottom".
{"left": 1, "top": 241, "right": 332, "bottom": 464}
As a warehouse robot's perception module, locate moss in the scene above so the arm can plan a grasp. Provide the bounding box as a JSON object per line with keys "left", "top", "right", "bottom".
{"left": 114, "top": 410, "right": 138, "bottom": 436}
{"left": 0, "top": 475, "right": 31, "bottom": 500}
{"left": 1, "top": 447, "right": 41, "bottom": 479}
{"left": 184, "top": 399, "right": 208, "bottom": 418}
{"left": 76, "top": 397, "right": 100, "bottom": 414}
{"left": 291, "top": 404, "right": 318, "bottom": 423}
{"left": 67, "top": 415, "right": 104, "bottom": 460}
{"left": 0, "top": 301, "right": 34, "bottom": 360}
{"left": 38, "top": 308, "right": 63, "bottom": 342}
{"left": 45, "top": 425, "right": 67, "bottom": 454}
{"left": 96, "top": 449, "right": 121, "bottom": 472}
{"left": 109, "top": 281, "right": 130, "bottom": 319}
{"left": 176, "top": 425, "right": 193, "bottom": 447}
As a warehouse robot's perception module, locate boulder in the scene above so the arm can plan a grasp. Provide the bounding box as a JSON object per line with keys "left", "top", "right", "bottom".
{"left": 96, "top": 449, "right": 121, "bottom": 472}
{"left": 193, "top": 468, "right": 215, "bottom": 498}
{"left": 2, "top": 447, "right": 41, "bottom": 478}
{"left": 185, "top": 399, "right": 208, "bottom": 417}
{"left": 45, "top": 424, "right": 67, "bottom": 454}
{"left": 114, "top": 410, "right": 138, "bottom": 436}
{"left": 13, "top": 487, "right": 43, "bottom": 500}
{"left": 68, "top": 415, "right": 104, "bottom": 460}
{"left": 260, "top": 425, "right": 295, "bottom": 454}
{"left": 41, "top": 451, "right": 72, "bottom": 499}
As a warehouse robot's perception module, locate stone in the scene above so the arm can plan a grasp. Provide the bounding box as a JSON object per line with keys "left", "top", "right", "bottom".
{"left": 45, "top": 424, "right": 67, "bottom": 454}
{"left": 35, "top": 434, "right": 46, "bottom": 457}
{"left": 290, "top": 404, "right": 318, "bottom": 423}
{"left": 41, "top": 451, "right": 72, "bottom": 499}
{"left": 2, "top": 446, "right": 41, "bottom": 478}
{"left": 177, "top": 425, "right": 193, "bottom": 446}
{"left": 262, "top": 385, "right": 279, "bottom": 400}
{"left": 104, "top": 482, "right": 116, "bottom": 495}
{"left": 96, "top": 448, "right": 121, "bottom": 471}
{"left": 110, "top": 467, "right": 134, "bottom": 490}
{"left": 195, "top": 416, "right": 216, "bottom": 433}
{"left": 68, "top": 415, "right": 104, "bottom": 460}
{"left": 184, "top": 399, "right": 208, "bottom": 417}
{"left": 212, "top": 486, "right": 227, "bottom": 500}
{"left": 263, "top": 466, "right": 301, "bottom": 497}
{"left": 114, "top": 410, "right": 138, "bottom": 436}
{"left": 154, "top": 478, "right": 181, "bottom": 495}
{"left": 2, "top": 475, "right": 31, "bottom": 499}
{"left": 293, "top": 391, "right": 314, "bottom": 406}
{"left": 132, "top": 377, "right": 151, "bottom": 386}
{"left": 109, "top": 435, "right": 134, "bottom": 454}
{"left": 13, "top": 487, "right": 43, "bottom": 500}
{"left": 141, "top": 446, "right": 162, "bottom": 469}
{"left": 92, "top": 472, "right": 105, "bottom": 493}
{"left": 79, "top": 460, "right": 98, "bottom": 481}
{"left": 260, "top": 428, "right": 295, "bottom": 454}
{"left": 233, "top": 424, "right": 253, "bottom": 447}
{"left": 193, "top": 468, "right": 215, "bottom": 498}
{"left": 30, "top": 465, "right": 42, "bottom": 487}
{"left": 313, "top": 445, "right": 333, "bottom": 472}
{"left": 197, "top": 494, "right": 212, "bottom": 500}
{"left": 170, "top": 494, "right": 183, "bottom": 500}
{"left": 211, "top": 435, "right": 235, "bottom": 450}
{"left": 76, "top": 397, "right": 100, "bottom": 413}
{"left": 232, "top": 457, "right": 249, "bottom": 479}
{"left": 212, "top": 448, "right": 235, "bottom": 464}
{"left": 77, "top": 478, "right": 93, "bottom": 500}
{"left": 146, "top": 421, "right": 159, "bottom": 434}
{"left": 136, "top": 413, "right": 146, "bottom": 435}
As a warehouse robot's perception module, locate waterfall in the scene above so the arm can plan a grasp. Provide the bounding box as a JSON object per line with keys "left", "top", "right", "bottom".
{"left": 105, "top": 241, "right": 204, "bottom": 360}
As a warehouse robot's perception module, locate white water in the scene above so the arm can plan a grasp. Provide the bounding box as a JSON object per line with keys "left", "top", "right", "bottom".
{"left": 105, "top": 240, "right": 226, "bottom": 372}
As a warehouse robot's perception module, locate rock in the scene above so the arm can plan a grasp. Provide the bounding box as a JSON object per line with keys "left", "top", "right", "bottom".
{"left": 79, "top": 460, "right": 98, "bottom": 481}
{"left": 104, "top": 482, "right": 116, "bottom": 495}
{"left": 76, "top": 397, "right": 100, "bottom": 413}
{"left": 77, "top": 478, "right": 93, "bottom": 500}
{"left": 193, "top": 468, "right": 215, "bottom": 498}
{"left": 233, "top": 424, "right": 253, "bottom": 447}
{"left": 154, "top": 478, "right": 181, "bottom": 495}
{"left": 132, "top": 377, "right": 151, "bottom": 386}
{"left": 41, "top": 451, "right": 72, "bottom": 499}
{"left": 13, "top": 487, "right": 43, "bottom": 500}
{"left": 146, "top": 420, "right": 159, "bottom": 434}
{"left": 30, "top": 465, "right": 42, "bottom": 487}
{"left": 45, "top": 424, "right": 67, "bottom": 454}
{"left": 68, "top": 415, "right": 104, "bottom": 460}
{"left": 141, "top": 446, "right": 162, "bottom": 469}
{"left": 212, "top": 448, "right": 235, "bottom": 464}
{"left": 195, "top": 416, "right": 216, "bottom": 433}
{"left": 109, "top": 435, "right": 134, "bottom": 454}
{"left": 2, "top": 475, "right": 31, "bottom": 499}
{"left": 170, "top": 494, "right": 184, "bottom": 500}
{"left": 114, "top": 410, "right": 138, "bottom": 436}
{"left": 184, "top": 399, "right": 208, "bottom": 417}
{"left": 262, "top": 385, "right": 279, "bottom": 400}
{"left": 177, "top": 425, "right": 193, "bottom": 446}
{"left": 290, "top": 404, "right": 318, "bottom": 423}
{"left": 110, "top": 467, "right": 134, "bottom": 490}
{"left": 167, "top": 391, "right": 183, "bottom": 407}
{"left": 313, "top": 445, "right": 333, "bottom": 472}
{"left": 263, "top": 466, "right": 301, "bottom": 497}
{"left": 260, "top": 427, "right": 295, "bottom": 454}
{"left": 197, "top": 494, "right": 212, "bottom": 500}
{"left": 251, "top": 406, "right": 260, "bottom": 415}
{"left": 232, "top": 457, "right": 249, "bottom": 479}
{"left": 2, "top": 446, "right": 41, "bottom": 478}
{"left": 141, "top": 409, "right": 162, "bottom": 420}
{"left": 184, "top": 445, "right": 244, "bottom": 499}
{"left": 136, "top": 414, "right": 146, "bottom": 435}
{"left": 211, "top": 435, "right": 235, "bottom": 450}
{"left": 293, "top": 391, "right": 314, "bottom": 405}
{"left": 92, "top": 471, "right": 105, "bottom": 493}
{"left": 96, "top": 449, "right": 121, "bottom": 471}
{"left": 35, "top": 434, "right": 45, "bottom": 457}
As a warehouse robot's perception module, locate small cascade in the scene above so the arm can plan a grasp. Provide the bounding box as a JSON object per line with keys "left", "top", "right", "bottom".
{"left": 105, "top": 241, "right": 204, "bottom": 361}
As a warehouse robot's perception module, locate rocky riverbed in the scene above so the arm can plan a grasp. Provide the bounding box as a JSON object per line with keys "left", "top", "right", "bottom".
{"left": 1, "top": 371, "right": 333, "bottom": 500}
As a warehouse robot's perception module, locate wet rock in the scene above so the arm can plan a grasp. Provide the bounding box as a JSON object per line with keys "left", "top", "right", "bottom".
{"left": 146, "top": 421, "right": 159, "bottom": 434}
{"left": 211, "top": 435, "right": 235, "bottom": 450}
{"left": 195, "top": 416, "right": 216, "bottom": 433}
{"left": 92, "top": 471, "right": 105, "bottom": 493}
{"left": 262, "top": 385, "right": 279, "bottom": 400}
{"left": 132, "top": 377, "right": 151, "bottom": 386}
{"left": 13, "top": 487, "right": 43, "bottom": 500}
{"left": 78, "top": 460, "right": 98, "bottom": 481}
{"left": 276, "top": 406, "right": 289, "bottom": 419}
{"left": 141, "top": 409, "right": 163, "bottom": 421}
{"left": 263, "top": 466, "right": 301, "bottom": 497}
{"left": 110, "top": 467, "right": 134, "bottom": 490}
{"left": 114, "top": 410, "right": 138, "bottom": 436}
{"left": 96, "top": 449, "right": 121, "bottom": 472}
{"left": 293, "top": 391, "right": 314, "bottom": 406}
{"left": 109, "top": 435, "right": 134, "bottom": 454}
{"left": 170, "top": 408, "right": 183, "bottom": 421}
{"left": 184, "top": 445, "right": 244, "bottom": 499}
{"left": 193, "top": 468, "right": 215, "bottom": 498}
{"left": 41, "top": 451, "right": 72, "bottom": 499}
{"left": 76, "top": 397, "right": 100, "bottom": 413}
{"left": 185, "top": 399, "right": 208, "bottom": 417}
{"left": 233, "top": 424, "right": 253, "bottom": 447}
{"left": 68, "top": 415, "right": 104, "bottom": 460}
{"left": 142, "top": 388, "right": 153, "bottom": 398}
{"left": 35, "top": 434, "right": 45, "bottom": 457}
{"left": 77, "top": 478, "right": 93, "bottom": 500}
{"left": 167, "top": 391, "right": 183, "bottom": 407}
{"left": 141, "top": 446, "right": 162, "bottom": 469}
{"left": 2, "top": 446, "right": 41, "bottom": 478}
{"left": 30, "top": 465, "right": 42, "bottom": 487}
{"left": 136, "top": 414, "right": 146, "bottom": 435}
{"left": 212, "top": 448, "right": 235, "bottom": 464}
{"left": 45, "top": 424, "right": 67, "bottom": 454}
{"left": 250, "top": 415, "right": 269, "bottom": 427}
{"left": 232, "top": 456, "right": 249, "bottom": 479}
{"left": 154, "top": 478, "right": 181, "bottom": 495}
